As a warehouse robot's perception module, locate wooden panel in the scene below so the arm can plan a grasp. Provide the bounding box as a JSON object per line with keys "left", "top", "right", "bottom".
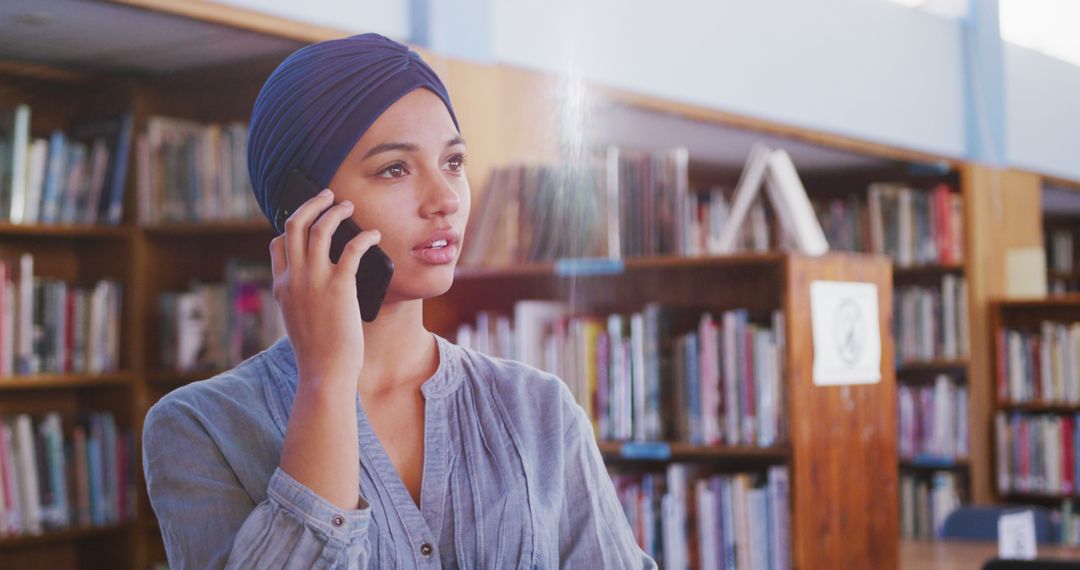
{"left": 108, "top": 0, "right": 350, "bottom": 43}
{"left": 785, "top": 253, "right": 897, "bottom": 570}
{"left": 963, "top": 165, "right": 1044, "bottom": 504}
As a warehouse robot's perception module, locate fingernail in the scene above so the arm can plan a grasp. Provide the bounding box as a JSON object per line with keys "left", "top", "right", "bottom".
{"left": 341, "top": 200, "right": 353, "bottom": 208}
{"left": 319, "top": 188, "right": 332, "bottom": 197}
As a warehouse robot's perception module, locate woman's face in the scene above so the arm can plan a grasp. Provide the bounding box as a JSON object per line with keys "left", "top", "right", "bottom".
{"left": 328, "top": 88, "right": 470, "bottom": 304}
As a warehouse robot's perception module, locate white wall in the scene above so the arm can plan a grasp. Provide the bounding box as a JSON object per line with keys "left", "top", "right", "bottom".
{"left": 1005, "top": 43, "right": 1080, "bottom": 181}
{"left": 487, "top": 0, "right": 968, "bottom": 160}
{"left": 214, "top": 0, "right": 410, "bottom": 40}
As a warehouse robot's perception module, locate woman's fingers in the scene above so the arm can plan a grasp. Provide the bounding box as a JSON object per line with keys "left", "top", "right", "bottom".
{"left": 269, "top": 234, "right": 286, "bottom": 278}
{"left": 308, "top": 200, "right": 356, "bottom": 267}
{"left": 336, "top": 229, "right": 382, "bottom": 280}
{"left": 283, "top": 189, "right": 335, "bottom": 270}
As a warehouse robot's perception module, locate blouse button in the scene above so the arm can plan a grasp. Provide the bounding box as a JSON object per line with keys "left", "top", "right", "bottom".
{"left": 331, "top": 514, "right": 345, "bottom": 527}
{"left": 420, "top": 542, "right": 433, "bottom": 556}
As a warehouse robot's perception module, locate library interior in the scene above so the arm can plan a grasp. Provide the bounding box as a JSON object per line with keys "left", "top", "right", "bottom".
{"left": 0, "top": 0, "right": 1079, "bottom": 569}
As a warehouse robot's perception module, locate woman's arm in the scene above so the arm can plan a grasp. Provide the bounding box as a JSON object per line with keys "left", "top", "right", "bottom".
{"left": 143, "top": 394, "right": 372, "bottom": 569}
{"left": 143, "top": 190, "right": 384, "bottom": 569}
{"left": 559, "top": 403, "right": 659, "bottom": 569}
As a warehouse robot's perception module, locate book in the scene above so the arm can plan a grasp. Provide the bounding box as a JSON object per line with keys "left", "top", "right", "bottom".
{"left": 0, "top": 105, "right": 31, "bottom": 223}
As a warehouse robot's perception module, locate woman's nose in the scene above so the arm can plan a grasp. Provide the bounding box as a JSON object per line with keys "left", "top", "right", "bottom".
{"left": 420, "top": 170, "right": 461, "bottom": 218}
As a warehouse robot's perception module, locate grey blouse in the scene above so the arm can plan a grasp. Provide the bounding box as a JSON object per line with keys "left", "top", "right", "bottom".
{"left": 142, "top": 333, "right": 658, "bottom": 569}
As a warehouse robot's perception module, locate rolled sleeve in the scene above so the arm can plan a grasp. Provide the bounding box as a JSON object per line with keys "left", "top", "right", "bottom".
{"left": 266, "top": 467, "right": 371, "bottom": 544}
{"left": 143, "top": 394, "right": 373, "bottom": 569}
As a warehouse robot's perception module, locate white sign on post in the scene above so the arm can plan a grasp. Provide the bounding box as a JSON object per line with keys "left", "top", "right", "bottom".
{"left": 998, "top": 510, "right": 1038, "bottom": 560}
{"left": 810, "top": 281, "right": 882, "bottom": 386}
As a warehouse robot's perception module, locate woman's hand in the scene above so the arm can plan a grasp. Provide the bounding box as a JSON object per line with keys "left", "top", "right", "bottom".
{"left": 269, "top": 188, "right": 382, "bottom": 388}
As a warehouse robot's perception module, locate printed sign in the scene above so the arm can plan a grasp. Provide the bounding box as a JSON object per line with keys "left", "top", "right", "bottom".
{"left": 999, "top": 510, "right": 1038, "bottom": 560}
{"left": 810, "top": 281, "right": 882, "bottom": 386}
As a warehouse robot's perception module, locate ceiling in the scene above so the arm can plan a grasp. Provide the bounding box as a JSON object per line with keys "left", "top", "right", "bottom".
{"left": 0, "top": 0, "right": 303, "bottom": 74}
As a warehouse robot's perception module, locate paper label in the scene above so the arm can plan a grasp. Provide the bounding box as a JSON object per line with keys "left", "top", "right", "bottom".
{"left": 810, "top": 281, "right": 882, "bottom": 386}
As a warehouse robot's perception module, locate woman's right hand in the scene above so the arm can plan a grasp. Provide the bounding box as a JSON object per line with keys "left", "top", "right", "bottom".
{"left": 269, "top": 188, "right": 382, "bottom": 388}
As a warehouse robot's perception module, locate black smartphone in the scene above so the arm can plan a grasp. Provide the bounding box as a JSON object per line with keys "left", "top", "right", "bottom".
{"left": 273, "top": 169, "right": 394, "bottom": 322}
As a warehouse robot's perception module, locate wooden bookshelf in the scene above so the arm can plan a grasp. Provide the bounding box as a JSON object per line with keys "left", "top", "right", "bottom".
{"left": 991, "top": 297, "right": 1080, "bottom": 505}
{"left": 428, "top": 252, "right": 899, "bottom": 569}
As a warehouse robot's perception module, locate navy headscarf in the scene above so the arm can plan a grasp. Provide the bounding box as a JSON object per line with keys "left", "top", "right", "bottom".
{"left": 247, "top": 32, "right": 460, "bottom": 224}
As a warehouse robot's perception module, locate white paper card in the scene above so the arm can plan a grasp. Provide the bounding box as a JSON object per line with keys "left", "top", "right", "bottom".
{"left": 810, "top": 281, "right": 881, "bottom": 386}
{"left": 999, "top": 510, "right": 1038, "bottom": 560}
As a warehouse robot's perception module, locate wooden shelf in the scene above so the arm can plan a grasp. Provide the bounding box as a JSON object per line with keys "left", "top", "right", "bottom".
{"left": 892, "top": 262, "right": 965, "bottom": 279}
{"left": 0, "top": 522, "right": 131, "bottom": 550}
{"left": 597, "top": 441, "right": 789, "bottom": 462}
{"left": 999, "top": 492, "right": 1079, "bottom": 505}
{"left": 0, "top": 372, "right": 135, "bottom": 391}
{"left": 999, "top": 401, "right": 1080, "bottom": 414}
{"left": 896, "top": 358, "right": 969, "bottom": 373}
{"left": 0, "top": 222, "right": 131, "bottom": 239}
{"left": 454, "top": 252, "right": 789, "bottom": 280}
{"left": 995, "top": 294, "right": 1080, "bottom": 310}
{"left": 1048, "top": 269, "right": 1080, "bottom": 281}
{"left": 140, "top": 220, "right": 273, "bottom": 237}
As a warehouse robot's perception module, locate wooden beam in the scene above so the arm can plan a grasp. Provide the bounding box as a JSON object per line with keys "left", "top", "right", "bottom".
{"left": 963, "top": 165, "right": 1044, "bottom": 504}
{"left": 107, "top": 0, "right": 352, "bottom": 43}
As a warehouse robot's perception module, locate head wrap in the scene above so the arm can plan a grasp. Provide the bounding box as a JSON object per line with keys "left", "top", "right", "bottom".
{"left": 247, "top": 32, "right": 459, "bottom": 224}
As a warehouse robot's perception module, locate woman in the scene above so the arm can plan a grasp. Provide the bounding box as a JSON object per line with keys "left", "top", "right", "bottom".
{"left": 142, "top": 33, "right": 657, "bottom": 569}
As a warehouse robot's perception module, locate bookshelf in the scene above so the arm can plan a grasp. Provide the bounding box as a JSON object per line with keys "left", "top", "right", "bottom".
{"left": 426, "top": 252, "right": 898, "bottom": 568}
{"left": 991, "top": 295, "right": 1080, "bottom": 545}
{"left": 1043, "top": 178, "right": 1080, "bottom": 295}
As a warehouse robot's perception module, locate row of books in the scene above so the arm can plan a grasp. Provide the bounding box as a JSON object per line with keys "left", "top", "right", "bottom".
{"left": 0, "top": 411, "right": 134, "bottom": 538}
{"left": 898, "top": 374, "right": 969, "bottom": 461}
{"left": 1050, "top": 500, "right": 1080, "bottom": 546}
{"left": 0, "top": 105, "right": 132, "bottom": 226}
{"left": 159, "top": 259, "right": 284, "bottom": 373}
{"left": 995, "top": 412, "right": 1080, "bottom": 497}
{"left": 136, "top": 116, "right": 261, "bottom": 225}
{"left": 682, "top": 188, "right": 774, "bottom": 256}
{"left": 611, "top": 464, "right": 790, "bottom": 570}
{"left": 813, "top": 183, "right": 964, "bottom": 267}
{"left": 894, "top": 276, "right": 970, "bottom": 363}
{"left": 0, "top": 254, "right": 122, "bottom": 377}
{"left": 462, "top": 148, "right": 692, "bottom": 266}
{"left": 998, "top": 322, "right": 1080, "bottom": 405}
{"left": 899, "top": 471, "right": 963, "bottom": 539}
{"left": 1047, "top": 227, "right": 1077, "bottom": 273}
{"left": 455, "top": 302, "right": 786, "bottom": 447}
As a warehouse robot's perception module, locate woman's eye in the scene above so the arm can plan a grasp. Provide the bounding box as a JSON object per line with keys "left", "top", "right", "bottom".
{"left": 446, "top": 154, "right": 466, "bottom": 172}
{"left": 379, "top": 163, "right": 407, "bottom": 178}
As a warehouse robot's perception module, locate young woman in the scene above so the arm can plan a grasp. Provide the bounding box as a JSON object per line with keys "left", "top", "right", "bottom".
{"left": 142, "top": 33, "right": 657, "bottom": 569}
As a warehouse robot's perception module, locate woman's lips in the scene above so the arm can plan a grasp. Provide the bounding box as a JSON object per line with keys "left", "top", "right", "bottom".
{"left": 411, "top": 229, "right": 460, "bottom": 264}
{"left": 411, "top": 242, "right": 458, "bottom": 264}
